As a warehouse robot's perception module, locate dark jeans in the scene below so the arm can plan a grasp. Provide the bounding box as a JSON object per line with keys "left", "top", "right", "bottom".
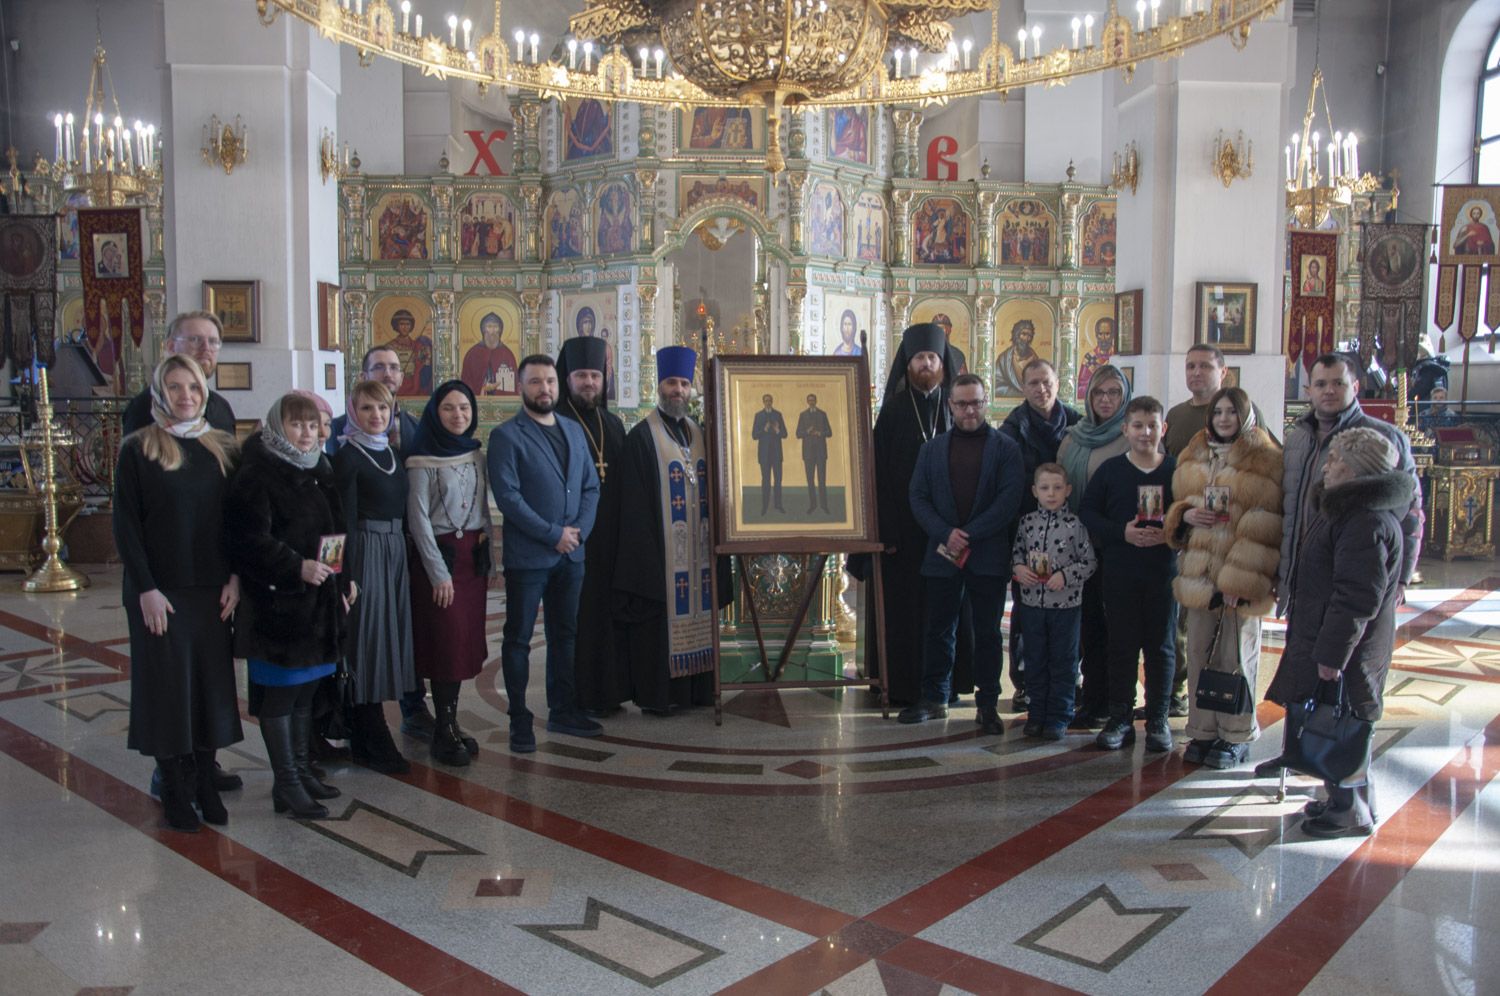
{"left": 759, "top": 460, "right": 783, "bottom": 511}
{"left": 1007, "top": 580, "right": 1025, "bottom": 694}
{"left": 1019, "top": 603, "right": 1082, "bottom": 731}
{"left": 1076, "top": 571, "right": 1109, "bottom": 718}
{"left": 920, "top": 571, "right": 1005, "bottom": 709}
{"left": 1102, "top": 572, "right": 1176, "bottom": 723}
{"left": 501, "top": 559, "right": 586, "bottom": 722}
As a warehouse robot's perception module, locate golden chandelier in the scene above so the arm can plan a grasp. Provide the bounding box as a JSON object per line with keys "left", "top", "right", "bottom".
{"left": 257, "top": 0, "right": 1285, "bottom": 171}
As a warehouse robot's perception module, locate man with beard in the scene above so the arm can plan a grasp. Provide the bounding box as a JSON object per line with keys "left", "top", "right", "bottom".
{"left": 855, "top": 323, "right": 973, "bottom": 705}
{"left": 555, "top": 336, "right": 630, "bottom": 717}
{"left": 612, "top": 347, "right": 733, "bottom": 714}
{"left": 328, "top": 347, "right": 422, "bottom": 457}
{"left": 488, "top": 355, "right": 601, "bottom": 751}
{"left": 122, "top": 311, "right": 237, "bottom": 434}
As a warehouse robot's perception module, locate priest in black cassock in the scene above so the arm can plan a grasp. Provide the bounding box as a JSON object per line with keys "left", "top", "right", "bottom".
{"left": 612, "top": 346, "right": 733, "bottom": 714}
{"left": 858, "top": 323, "right": 974, "bottom": 705}
{"left": 556, "top": 336, "right": 630, "bottom": 717}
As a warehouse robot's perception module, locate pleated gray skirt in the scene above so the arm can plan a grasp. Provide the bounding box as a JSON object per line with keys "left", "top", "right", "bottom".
{"left": 348, "top": 518, "right": 415, "bottom": 704}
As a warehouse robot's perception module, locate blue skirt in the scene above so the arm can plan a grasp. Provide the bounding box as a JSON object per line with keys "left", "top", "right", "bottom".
{"left": 248, "top": 658, "right": 336, "bottom": 687}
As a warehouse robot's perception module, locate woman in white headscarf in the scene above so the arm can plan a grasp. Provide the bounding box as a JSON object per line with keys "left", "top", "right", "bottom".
{"left": 114, "top": 354, "right": 242, "bottom": 833}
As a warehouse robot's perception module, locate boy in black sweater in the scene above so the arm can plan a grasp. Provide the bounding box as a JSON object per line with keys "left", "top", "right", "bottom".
{"left": 1080, "top": 396, "right": 1177, "bottom": 752}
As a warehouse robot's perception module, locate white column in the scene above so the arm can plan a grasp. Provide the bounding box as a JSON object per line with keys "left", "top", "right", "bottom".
{"left": 163, "top": 0, "right": 343, "bottom": 417}
{"left": 1113, "top": 10, "right": 1294, "bottom": 428}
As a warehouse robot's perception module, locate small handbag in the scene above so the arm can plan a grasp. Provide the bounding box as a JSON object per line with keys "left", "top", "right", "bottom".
{"left": 1256, "top": 677, "right": 1374, "bottom": 787}
{"left": 1194, "top": 608, "right": 1252, "bottom": 715}
{"left": 321, "top": 657, "right": 356, "bottom": 741}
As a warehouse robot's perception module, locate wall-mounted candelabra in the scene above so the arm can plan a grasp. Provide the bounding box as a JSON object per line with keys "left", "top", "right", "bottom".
{"left": 202, "top": 115, "right": 249, "bottom": 175}
{"left": 1112, "top": 141, "right": 1140, "bottom": 195}
{"left": 1211, "top": 129, "right": 1253, "bottom": 187}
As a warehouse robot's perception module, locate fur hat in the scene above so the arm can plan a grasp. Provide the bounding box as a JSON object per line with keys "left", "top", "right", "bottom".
{"left": 1330, "top": 427, "right": 1397, "bottom": 479}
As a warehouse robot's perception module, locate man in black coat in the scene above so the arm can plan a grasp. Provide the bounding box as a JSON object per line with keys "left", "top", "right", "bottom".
{"left": 555, "top": 336, "right": 630, "bottom": 716}
{"left": 751, "top": 393, "right": 787, "bottom": 515}
{"left": 796, "top": 393, "right": 833, "bottom": 514}
{"left": 998, "top": 358, "right": 1080, "bottom": 709}
{"left": 121, "top": 311, "right": 237, "bottom": 435}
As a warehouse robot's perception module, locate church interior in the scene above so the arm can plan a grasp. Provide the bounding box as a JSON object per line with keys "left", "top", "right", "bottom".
{"left": 2, "top": 0, "right": 1500, "bottom": 992}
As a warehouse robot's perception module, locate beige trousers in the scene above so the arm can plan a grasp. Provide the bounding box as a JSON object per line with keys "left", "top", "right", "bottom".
{"left": 1183, "top": 606, "right": 1262, "bottom": 744}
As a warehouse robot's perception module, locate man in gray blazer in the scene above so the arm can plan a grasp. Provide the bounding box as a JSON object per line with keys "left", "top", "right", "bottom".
{"left": 488, "top": 354, "right": 602, "bottom": 752}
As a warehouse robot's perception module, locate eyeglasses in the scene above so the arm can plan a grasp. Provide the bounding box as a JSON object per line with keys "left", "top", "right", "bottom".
{"left": 951, "top": 399, "right": 987, "bottom": 410}
{"left": 171, "top": 335, "right": 222, "bottom": 352}
{"left": 1092, "top": 387, "right": 1125, "bottom": 400}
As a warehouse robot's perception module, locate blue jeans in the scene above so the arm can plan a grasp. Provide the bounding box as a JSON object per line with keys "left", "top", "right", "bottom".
{"left": 501, "top": 560, "right": 585, "bottom": 722}
{"left": 1018, "top": 603, "right": 1082, "bottom": 731}
{"left": 920, "top": 572, "right": 1004, "bottom": 709}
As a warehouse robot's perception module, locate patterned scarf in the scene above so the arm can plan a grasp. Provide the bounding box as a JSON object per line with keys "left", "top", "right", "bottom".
{"left": 340, "top": 391, "right": 391, "bottom": 451}
{"left": 149, "top": 357, "right": 212, "bottom": 439}
{"left": 260, "top": 399, "right": 322, "bottom": 470}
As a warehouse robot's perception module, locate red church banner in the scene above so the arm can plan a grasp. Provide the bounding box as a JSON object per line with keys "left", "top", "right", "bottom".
{"left": 1437, "top": 184, "right": 1500, "bottom": 351}
{"left": 78, "top": 207, "right": 146, "bottom": 360}
{"left": 1287, "top": 229, "right": 1337, "bottom": 373}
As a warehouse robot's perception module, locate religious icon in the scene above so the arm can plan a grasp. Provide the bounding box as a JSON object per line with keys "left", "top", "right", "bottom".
{"left": 372, "top": 294, "right": 435, "bottom": 396}
{"left": 679, "top": 174, "right": 764, "bottom": 213}
{"left": 596, "top": 182, "right": 635, "bottom": 256}
{"left": 459, "top": 193, "right": 517, "bottom": 260}
{"left": 1449, "top": 200, "right": 1499, "bottom": 257}
{"left": 90, "top": 232, "right": 128, "bottom": 278}
{"left": 685, "top": 107, "right": 757, "bottom": 151}
{"left": 808, "top": 181, "right": 845, "bottom": 256}
{"left": 712, "top": 357, "right": 876, "bottom": 546}
{"left": 1026, "top": 549, "right": 1052, "bottom": 580}
{"left": 564, "top": 98, "right": 613, "bottom": 160}
{"left": 318, "top": 533, "right": 346, "bottom": 573}
{"left": 545, "top": 188, "right": 586, "bottom": 260}
{"left": 853, "top": 192, "right": 885, "bottom": 262}
{"left": 374, "top": 194, "right": 430, "bottom": 260}
{"left": 1299, "top": 255, "right": 1328, "bottom": 296}
{"left": 0, "top": 224, "right": 46, "bottom": 281}
{"left": 1203, "top": 485, "right": 1231, "bottom": 522}
{"left": 1367, "top": 232, "right": 1418, "bottom": 290}
{"left": 998, "top": 198, "right": 1054, "bottom": 267}
{"left": 911, "top": 197, "right": 970, "bottom": 265}
{"left": 203, "top": 280, "right": 261, "bottom": 344}
{"left": 1080, "top": 201, "right": 1116, "bottom": 267}
{"left": 1194, "top": 282, "right": 1258, "bottom": 354}
{"left": 1078, "top": 312, "right": 1117, "bottom": 400}
{"left": 824, "top": 293, "right": 871, "bottom": 357}
{"left": 828, "top": 107, "right": 870, "bottom": 164}
{"left": 457, "top": 294, "right": 521, "bottom": 397}
{"left": 1136, "top": 485, "right": 1165, "bottom": 526}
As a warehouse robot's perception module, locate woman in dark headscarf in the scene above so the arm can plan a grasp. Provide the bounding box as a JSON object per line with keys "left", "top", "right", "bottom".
{"left": 1055, "top": 364, "right": 1133, "bottom": 727}
{"left": 405, "top": 380, "right": 492, "bottom": 766}
{"left": 226, "top": 392, "right": 351, "bottom": 818}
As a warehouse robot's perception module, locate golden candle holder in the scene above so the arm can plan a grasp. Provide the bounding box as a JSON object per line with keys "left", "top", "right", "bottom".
{"left": 23, "top": 368, "right": 89, "bottom": 593}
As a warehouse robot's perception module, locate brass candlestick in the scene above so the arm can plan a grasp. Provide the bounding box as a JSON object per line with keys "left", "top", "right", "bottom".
{"left": 23, "top": 368, "right": 89, "bottom": 593}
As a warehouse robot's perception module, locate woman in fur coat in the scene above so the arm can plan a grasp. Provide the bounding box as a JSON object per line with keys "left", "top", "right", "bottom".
{"left": 1265, "top": 428, "right": 1413, "bottom": 837}
{"left": 1164, "top": 387, "right": 1283, "bottom": 769}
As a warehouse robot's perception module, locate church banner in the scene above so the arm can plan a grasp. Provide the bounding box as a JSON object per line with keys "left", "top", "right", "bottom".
{"left": 0, "top": 215, "right": 57, "bottom": 368}
{"left": 1287, "top": 229, "right": 1337, "bottom": 373}
{"left": 78, "top": 207, "right": 145, "bottom": 358}
{"left": 1358, "top": 222, "right": 1427, "bottom": 372}
{"left": 1437, "top": 184, "right": 1500, "bottom": 350}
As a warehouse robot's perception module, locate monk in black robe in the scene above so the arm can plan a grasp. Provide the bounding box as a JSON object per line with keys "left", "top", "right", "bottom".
{"left": 857, "top": 323, "right": 974, "bottom": 705}
{"left": 612, "top": 347, "right": 733, "bottom": 713}
{"left": 556, "top": 336, "right": 630, "bottom": 716}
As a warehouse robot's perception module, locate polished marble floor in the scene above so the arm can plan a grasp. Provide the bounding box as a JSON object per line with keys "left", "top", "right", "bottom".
{"left": 1, "top": 557, "right": 1498, "bottom": 995}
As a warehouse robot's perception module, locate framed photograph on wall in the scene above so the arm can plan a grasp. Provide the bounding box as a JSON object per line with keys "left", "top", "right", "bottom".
{"left": 1113, "top": 288, "right": 1143, "bottom": 355}
{"left": 216, "top": 362, "right": 252, "bottom": 390}
{"left": 709, "top": 355, "right": 877, "bottom": 551}
{"left": 203, "top": 279, "right": 261, "bottom": 344}
{"left": 1224, "top": 366, "right": 1241, "bottom": 389}
{"left": 317, "top": 281, "right": 342, "bottom": 351}
{"left": 324, "top": 362, "right": 338, "bottom": 390}
{"left": 1194, "top": 281, "right": 1257, "bottom": 354}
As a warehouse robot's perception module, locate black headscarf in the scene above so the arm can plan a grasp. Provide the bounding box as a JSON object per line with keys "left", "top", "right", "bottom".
{"left": 881, "top": 322, "right": 962, "bottom": 400}
{"left": 556, "top": 336, "right": 611, "bottom": 410}
{"left": 407, "top": 379, "right": 481, "bottom": 458}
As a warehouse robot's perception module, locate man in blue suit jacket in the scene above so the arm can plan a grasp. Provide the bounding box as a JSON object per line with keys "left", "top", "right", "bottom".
{"left": 327, "top": 347, "right": 422, "bottom": 458}
{"left": 488, "top": 354, "right": 601, "bottom": 752}
{"left": 900, "top": 373, "right": 1024, "bottom": 734}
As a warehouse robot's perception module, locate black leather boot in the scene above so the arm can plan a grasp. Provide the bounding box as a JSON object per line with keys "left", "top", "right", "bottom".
{"left": 157, "top": 755, "right": 200, "bottom": 832}
{"left": 262, "top": 714, "right": 328, "bottom": 819}
{"left": 193, "top": 750, "right": 228, "bottom": 825}
{"left": 430, "top": 700, "right": 472, "bottom": 767}
{"left": 292, "top": 706, "right": 341, "bottom": 800}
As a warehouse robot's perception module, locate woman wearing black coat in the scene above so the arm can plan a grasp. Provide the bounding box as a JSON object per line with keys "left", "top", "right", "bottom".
{"left": 1266, "top": 427, "right": 1413, "bottom": 838}
{"left": 226, "top": 393, "right": 354, "bottom": 819}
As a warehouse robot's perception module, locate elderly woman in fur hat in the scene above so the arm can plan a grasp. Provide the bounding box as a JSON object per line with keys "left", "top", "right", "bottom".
{"left": 1164, "top": 387, "right": 1283, "bottom": 770}
{"left": 1266, "top": 427, "right": 1413, "bottom": 838}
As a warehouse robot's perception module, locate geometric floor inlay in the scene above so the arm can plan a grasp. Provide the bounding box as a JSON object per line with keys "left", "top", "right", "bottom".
{"left": 0, "top": 655, "right": 116, "bottom": 694}
{"left": 1123, "top": 849, "right": 1246, "bottom": 894}
{"left": 298, "top": 800, "right": 483, "bottom": 877}
{"left": 43, "top": 690, "right": 130, "bottom": 722}
{"left": 440, "top": 861, "right": 554, "bottom": 911}
{"left": 1173, "top": 783, "right": 1309, "bottom": 858}
{"left": 519, "top": 897, "right": 724, "bottom": 987}
{"left": 821, "top": 957, "right": 974, "bottom": 995}
{"left": 1015, "top": 884, "right": 1189, "bottom": 972}
{"left": 1386, "top": 676, "right": 1464, "bottom": 705}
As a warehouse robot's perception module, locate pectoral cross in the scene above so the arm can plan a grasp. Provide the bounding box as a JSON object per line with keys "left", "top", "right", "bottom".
{"left": 594, "top": 457, "right": 607, "bottom": 482}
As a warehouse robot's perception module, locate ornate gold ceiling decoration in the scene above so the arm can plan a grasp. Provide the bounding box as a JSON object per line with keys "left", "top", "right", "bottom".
{"left": 256, "top": 0, "right": 1285, "bottom": 172}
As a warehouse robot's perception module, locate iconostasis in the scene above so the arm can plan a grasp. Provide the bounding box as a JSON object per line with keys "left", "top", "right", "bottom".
{"left": 336, "top": 93, "right": 1118, "bottom": 431}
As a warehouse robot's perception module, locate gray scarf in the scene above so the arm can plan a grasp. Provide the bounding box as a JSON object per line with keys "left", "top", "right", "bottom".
{"left": 260, "top": 400, "right": 322, "bottom": 470}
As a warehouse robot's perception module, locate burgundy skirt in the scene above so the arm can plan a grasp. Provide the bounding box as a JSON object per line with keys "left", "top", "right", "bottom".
{"left": 410, "top": 530, "right": 490, "bottom": 681}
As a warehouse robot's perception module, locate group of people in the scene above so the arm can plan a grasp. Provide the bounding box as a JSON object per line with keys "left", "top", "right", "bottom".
{"left": 870, "top": 324, "right": 1421, "bottom": 838}
{"left": 116, "top": 309, "right": 725, "bottom": 832}
{"left": 115, "top": 310, "right": 1422, "bottom": 843}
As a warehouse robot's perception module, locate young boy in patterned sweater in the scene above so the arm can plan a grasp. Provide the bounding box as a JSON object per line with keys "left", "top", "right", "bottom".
{"left": 1011, "top": 463, "right": 1098, "bottom": 739}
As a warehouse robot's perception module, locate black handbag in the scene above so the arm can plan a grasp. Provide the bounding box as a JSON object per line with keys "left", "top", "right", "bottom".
{"left": 1256, "top": 678, "right": 1374, "bottom": 787}
{"left": 320, "top": 658, "right": 355, "bottom": 741}
{"left": 1194, "top": 608, "right": 1252, "bottom": 715}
